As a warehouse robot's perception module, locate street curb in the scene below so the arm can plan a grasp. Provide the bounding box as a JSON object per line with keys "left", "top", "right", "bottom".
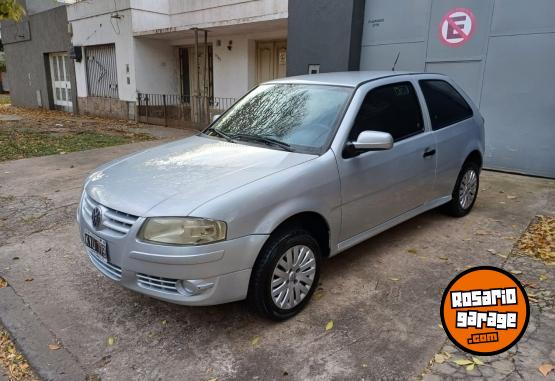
{"left": 0, "top": 286, "right": 87, "bottom": 381}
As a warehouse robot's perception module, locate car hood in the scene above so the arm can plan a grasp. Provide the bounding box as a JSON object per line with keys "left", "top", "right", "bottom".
{"left": 85, "top": 135, "right": 316, "bottom": 217}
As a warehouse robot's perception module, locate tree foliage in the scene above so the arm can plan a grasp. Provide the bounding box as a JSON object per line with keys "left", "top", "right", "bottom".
{"left": 0, "top": 0, "right": 26, "bottom": 21}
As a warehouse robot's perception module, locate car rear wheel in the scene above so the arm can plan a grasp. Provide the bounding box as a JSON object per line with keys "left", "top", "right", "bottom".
{"left": 444, "top": 161, "right": 480, "bottom": 217}
{"left": 248, "top": 229, "right": 321, "bottom": 320}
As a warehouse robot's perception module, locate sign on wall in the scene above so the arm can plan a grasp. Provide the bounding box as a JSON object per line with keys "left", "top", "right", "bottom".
{"left": 439, "top": 8, "right": 476, "bottom": 47}
{"left": 426, "top": 0, "right": 493, "bottom": 62}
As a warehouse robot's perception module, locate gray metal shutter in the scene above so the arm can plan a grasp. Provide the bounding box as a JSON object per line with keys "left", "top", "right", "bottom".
{"left": 85, "top": 44, "right": 118, "bottom": 98}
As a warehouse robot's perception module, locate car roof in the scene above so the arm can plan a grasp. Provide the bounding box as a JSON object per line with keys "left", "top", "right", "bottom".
{"left": 267, "top": 71, "right": 433, "bottom": 87}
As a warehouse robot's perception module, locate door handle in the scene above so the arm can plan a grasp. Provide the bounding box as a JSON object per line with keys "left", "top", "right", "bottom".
{"left": 423, "top": 148, "right": 436, "bottom": 158}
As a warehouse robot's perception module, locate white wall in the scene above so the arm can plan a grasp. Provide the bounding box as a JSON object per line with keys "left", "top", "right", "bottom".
{"left": 68, "top": 0, "right": 287, "bottom": 102}
{"left": 130, "top": 0, "right": 287, "bottom": 34}
{"left": 134, "top": 38, "right": 179, "bottom": 95}
{"left": 68, "top": 5, "right": 137, "bottom": 101}
{"left": 212, "top": 36, "right": 253, "bottom": 99}
{"left": 169, "top": 28, "right": 286, "bottom": 100}
{"left": 68, "top": 0, "right": 174, "bottom": 102}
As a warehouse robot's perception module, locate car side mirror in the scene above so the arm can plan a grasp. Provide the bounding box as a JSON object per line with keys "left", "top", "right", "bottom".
{"left": 212, "top": 114, "right": 221, "bottom": 123}
{"left": 343, "top": 131, "right": 394, "bottom": 158}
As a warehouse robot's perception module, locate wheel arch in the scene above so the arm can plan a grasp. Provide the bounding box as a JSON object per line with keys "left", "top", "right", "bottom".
{"left": 262, "top": 211, "right": 331, "bottom": 258}
{"left": 464, "top": 149, "right": 483, "bottom": 170}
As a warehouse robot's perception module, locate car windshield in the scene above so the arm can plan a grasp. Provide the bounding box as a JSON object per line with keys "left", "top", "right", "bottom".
{"left": 206, "top": 84, "right": 353, "bottom": 154}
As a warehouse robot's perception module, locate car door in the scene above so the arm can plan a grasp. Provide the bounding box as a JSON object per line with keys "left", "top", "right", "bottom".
{"left": 335, "top": 80, "right": 437, "bottom": 242}
{"left": 418, "top": 79, "right": 476, "bottom": 199}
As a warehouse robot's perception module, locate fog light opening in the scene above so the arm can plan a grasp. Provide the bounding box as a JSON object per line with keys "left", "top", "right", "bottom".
{"left": 177, "top": 279, "right": 214, "bottom": 296}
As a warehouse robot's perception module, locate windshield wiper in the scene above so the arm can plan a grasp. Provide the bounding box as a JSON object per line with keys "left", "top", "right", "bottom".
{"left": 204, "top": 127, "right": 235, "bottom": 143}
{"left": 232, "top": 134, "right": 293, "bottom": 152}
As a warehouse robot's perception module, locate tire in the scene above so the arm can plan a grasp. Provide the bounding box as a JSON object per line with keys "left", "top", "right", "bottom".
{"left": 248, "top": 228, "right": 321, "bottom": 321}
{"left": 443, "top": 161, "right": 480, "bottom": 217}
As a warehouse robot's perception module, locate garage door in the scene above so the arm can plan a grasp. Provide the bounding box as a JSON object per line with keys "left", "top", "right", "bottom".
{"left": 360, "top": 0, "right": 555, "bottom": 177}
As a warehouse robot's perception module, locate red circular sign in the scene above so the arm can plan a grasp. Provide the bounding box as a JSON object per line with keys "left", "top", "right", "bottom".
{"left": 439, "top": 8, "right": 476, "bottom": 47}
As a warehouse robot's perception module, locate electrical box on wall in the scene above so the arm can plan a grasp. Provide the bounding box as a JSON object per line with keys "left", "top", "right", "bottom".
{"left": 69, "top": 45, "right": 82, "bottom": 62}
{"left": 308, "top": 64, "right": 320, "bottom": 74}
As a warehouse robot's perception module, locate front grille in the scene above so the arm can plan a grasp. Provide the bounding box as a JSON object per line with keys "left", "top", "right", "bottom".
{"left": 82, "top": 193, "right": 138, "bottom": 236}
{"left": 137, "top": 273, "right": 180, "bottom": 294}
{"left": 87, "top": 250, "right": 122, "bottom": 281}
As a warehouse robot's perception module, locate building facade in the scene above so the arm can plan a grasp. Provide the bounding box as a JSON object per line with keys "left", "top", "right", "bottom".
{"left": 1, "top": 1, "right": 77, "bottom": 112}
{"left": 68, "top": 0, "right": 288, "bottom": 124}
{"left": 289, "top": 0, "right": 555, "bottom": 178}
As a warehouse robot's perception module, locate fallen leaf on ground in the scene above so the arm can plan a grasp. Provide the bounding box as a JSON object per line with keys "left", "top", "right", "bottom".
{"left": 539, "top": 364, "right": 554, "bottom": 377}
{"left": 466, "top": 363, "right": 475, "bottom": 372}
{"left": 487, "top": 249, "right": 497, "bottom": 254}
{"left": 0, "top": 277, "right": 7, "bottom": 288}
{"left": 313, "top": 289, "right": 325, "bottom": 300}
{"left": 472, "top": 357, "right": 484, "bottom": 366}
{"left": 389, "top": 278, "right": 400, "bottom": 281}
{"left": 438, "top": 256, "right": 449, "bottom": 261}
{"left": 539, "top": 274, "right": 548, "bottom": 281}
{"left": 107, "top": 336, "right": 115, "bottom": 346}
{"left": 325, "top": 320, "right": 334, "bottom": 331}
{"left": 507, "top": 195, "right": 517, "bottom": 200}
{"left": 362, "top": 363, "right": 368, "bottom": 368}
{"left": 251, "top": 336, "right": 260, "bottom": 346}
{"left": 161, "top": 320, "right": 167, "bottom": 325}
{"left": 407, "top": 248, "right": 417, "bottom": 254}
{"left": 517, "top": 216, "right": 555, "bottom": 264}
{"left": 48, "top": 343, "right": 62, "bottom": 350}
{"left": 434, "top": 353, "right": 447, "bottom": 364}
{"left": 511, "top": 270, "right": 523, "bottom": 275}
{"left": 1, "top": 329, "right": 37, "bottom": 380}
{"left": 453, "top": 359, "right": 473, "bottom": 366}
{"left": 24, "top": 278, "right": 33, "bottom": 282}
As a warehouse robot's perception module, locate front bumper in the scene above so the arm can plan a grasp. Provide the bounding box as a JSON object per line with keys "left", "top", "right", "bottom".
{"left": 77, "top": 199, "right": 268, "bottom": 306}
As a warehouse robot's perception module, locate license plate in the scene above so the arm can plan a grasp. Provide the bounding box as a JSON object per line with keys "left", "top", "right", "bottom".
{"left": 84, "top": 231, "right": 108, "bottom": 263}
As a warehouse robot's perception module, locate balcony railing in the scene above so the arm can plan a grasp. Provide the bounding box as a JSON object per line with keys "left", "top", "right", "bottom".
{"left": 137, "top": 93, "right": 236, "bottom": 128}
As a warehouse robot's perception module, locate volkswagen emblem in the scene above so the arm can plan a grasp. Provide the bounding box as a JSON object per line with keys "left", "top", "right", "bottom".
{"left": 91, "top": 206, "right": 103, "bottom": 229}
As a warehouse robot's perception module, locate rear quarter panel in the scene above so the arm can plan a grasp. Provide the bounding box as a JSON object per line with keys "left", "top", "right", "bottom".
{"left": 416, "top": 74, "right": 485, "bottom": 198}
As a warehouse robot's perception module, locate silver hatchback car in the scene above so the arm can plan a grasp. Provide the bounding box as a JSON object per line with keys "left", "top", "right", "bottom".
{"left": 78, "top": 72, "right": 484, "bottom": 320}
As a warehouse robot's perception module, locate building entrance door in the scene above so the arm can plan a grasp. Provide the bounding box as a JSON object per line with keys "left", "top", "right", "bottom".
{"left": 49, "top": 52, "right": 73, "bottom": 112}
{"left": 256, "top": 40, "right": 287, "bottom": 84}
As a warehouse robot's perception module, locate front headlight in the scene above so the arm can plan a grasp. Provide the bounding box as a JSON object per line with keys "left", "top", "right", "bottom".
{"left": 139, "top": 217, "right": 227, "bottom": 245}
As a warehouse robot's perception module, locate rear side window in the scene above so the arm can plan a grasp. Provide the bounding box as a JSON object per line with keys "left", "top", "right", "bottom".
{"left": 419, "top": 80, "right": 473, "bottom": 130}
{"left": 349, "top": 82, "right": 424, "bottom": 142}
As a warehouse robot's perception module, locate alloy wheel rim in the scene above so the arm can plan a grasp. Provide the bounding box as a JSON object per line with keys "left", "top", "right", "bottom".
{"left": 271, "top": 245, "right": 316, "bottom": 310}
{"left": 459, "top": 169, "right": 478, "bottom": 210}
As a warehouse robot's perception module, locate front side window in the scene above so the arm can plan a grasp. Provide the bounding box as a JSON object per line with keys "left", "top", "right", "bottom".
{"left": 349, "top": 82, "right": 424, "bottom": 142}
{"left": 419, "top": 80, "right": 473, "bottom": 130}
{"left": 207, "top": 84, "right": 353, "bottom": 154}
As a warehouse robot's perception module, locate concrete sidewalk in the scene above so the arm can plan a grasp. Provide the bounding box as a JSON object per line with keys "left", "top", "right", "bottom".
{"left": 0, "top": 141, "right": 553, "bottom": 380}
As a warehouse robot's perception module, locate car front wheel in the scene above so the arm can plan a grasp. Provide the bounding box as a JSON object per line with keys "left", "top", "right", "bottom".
{"left": 248, "top": 229, "right": 321, "bottom": 320}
